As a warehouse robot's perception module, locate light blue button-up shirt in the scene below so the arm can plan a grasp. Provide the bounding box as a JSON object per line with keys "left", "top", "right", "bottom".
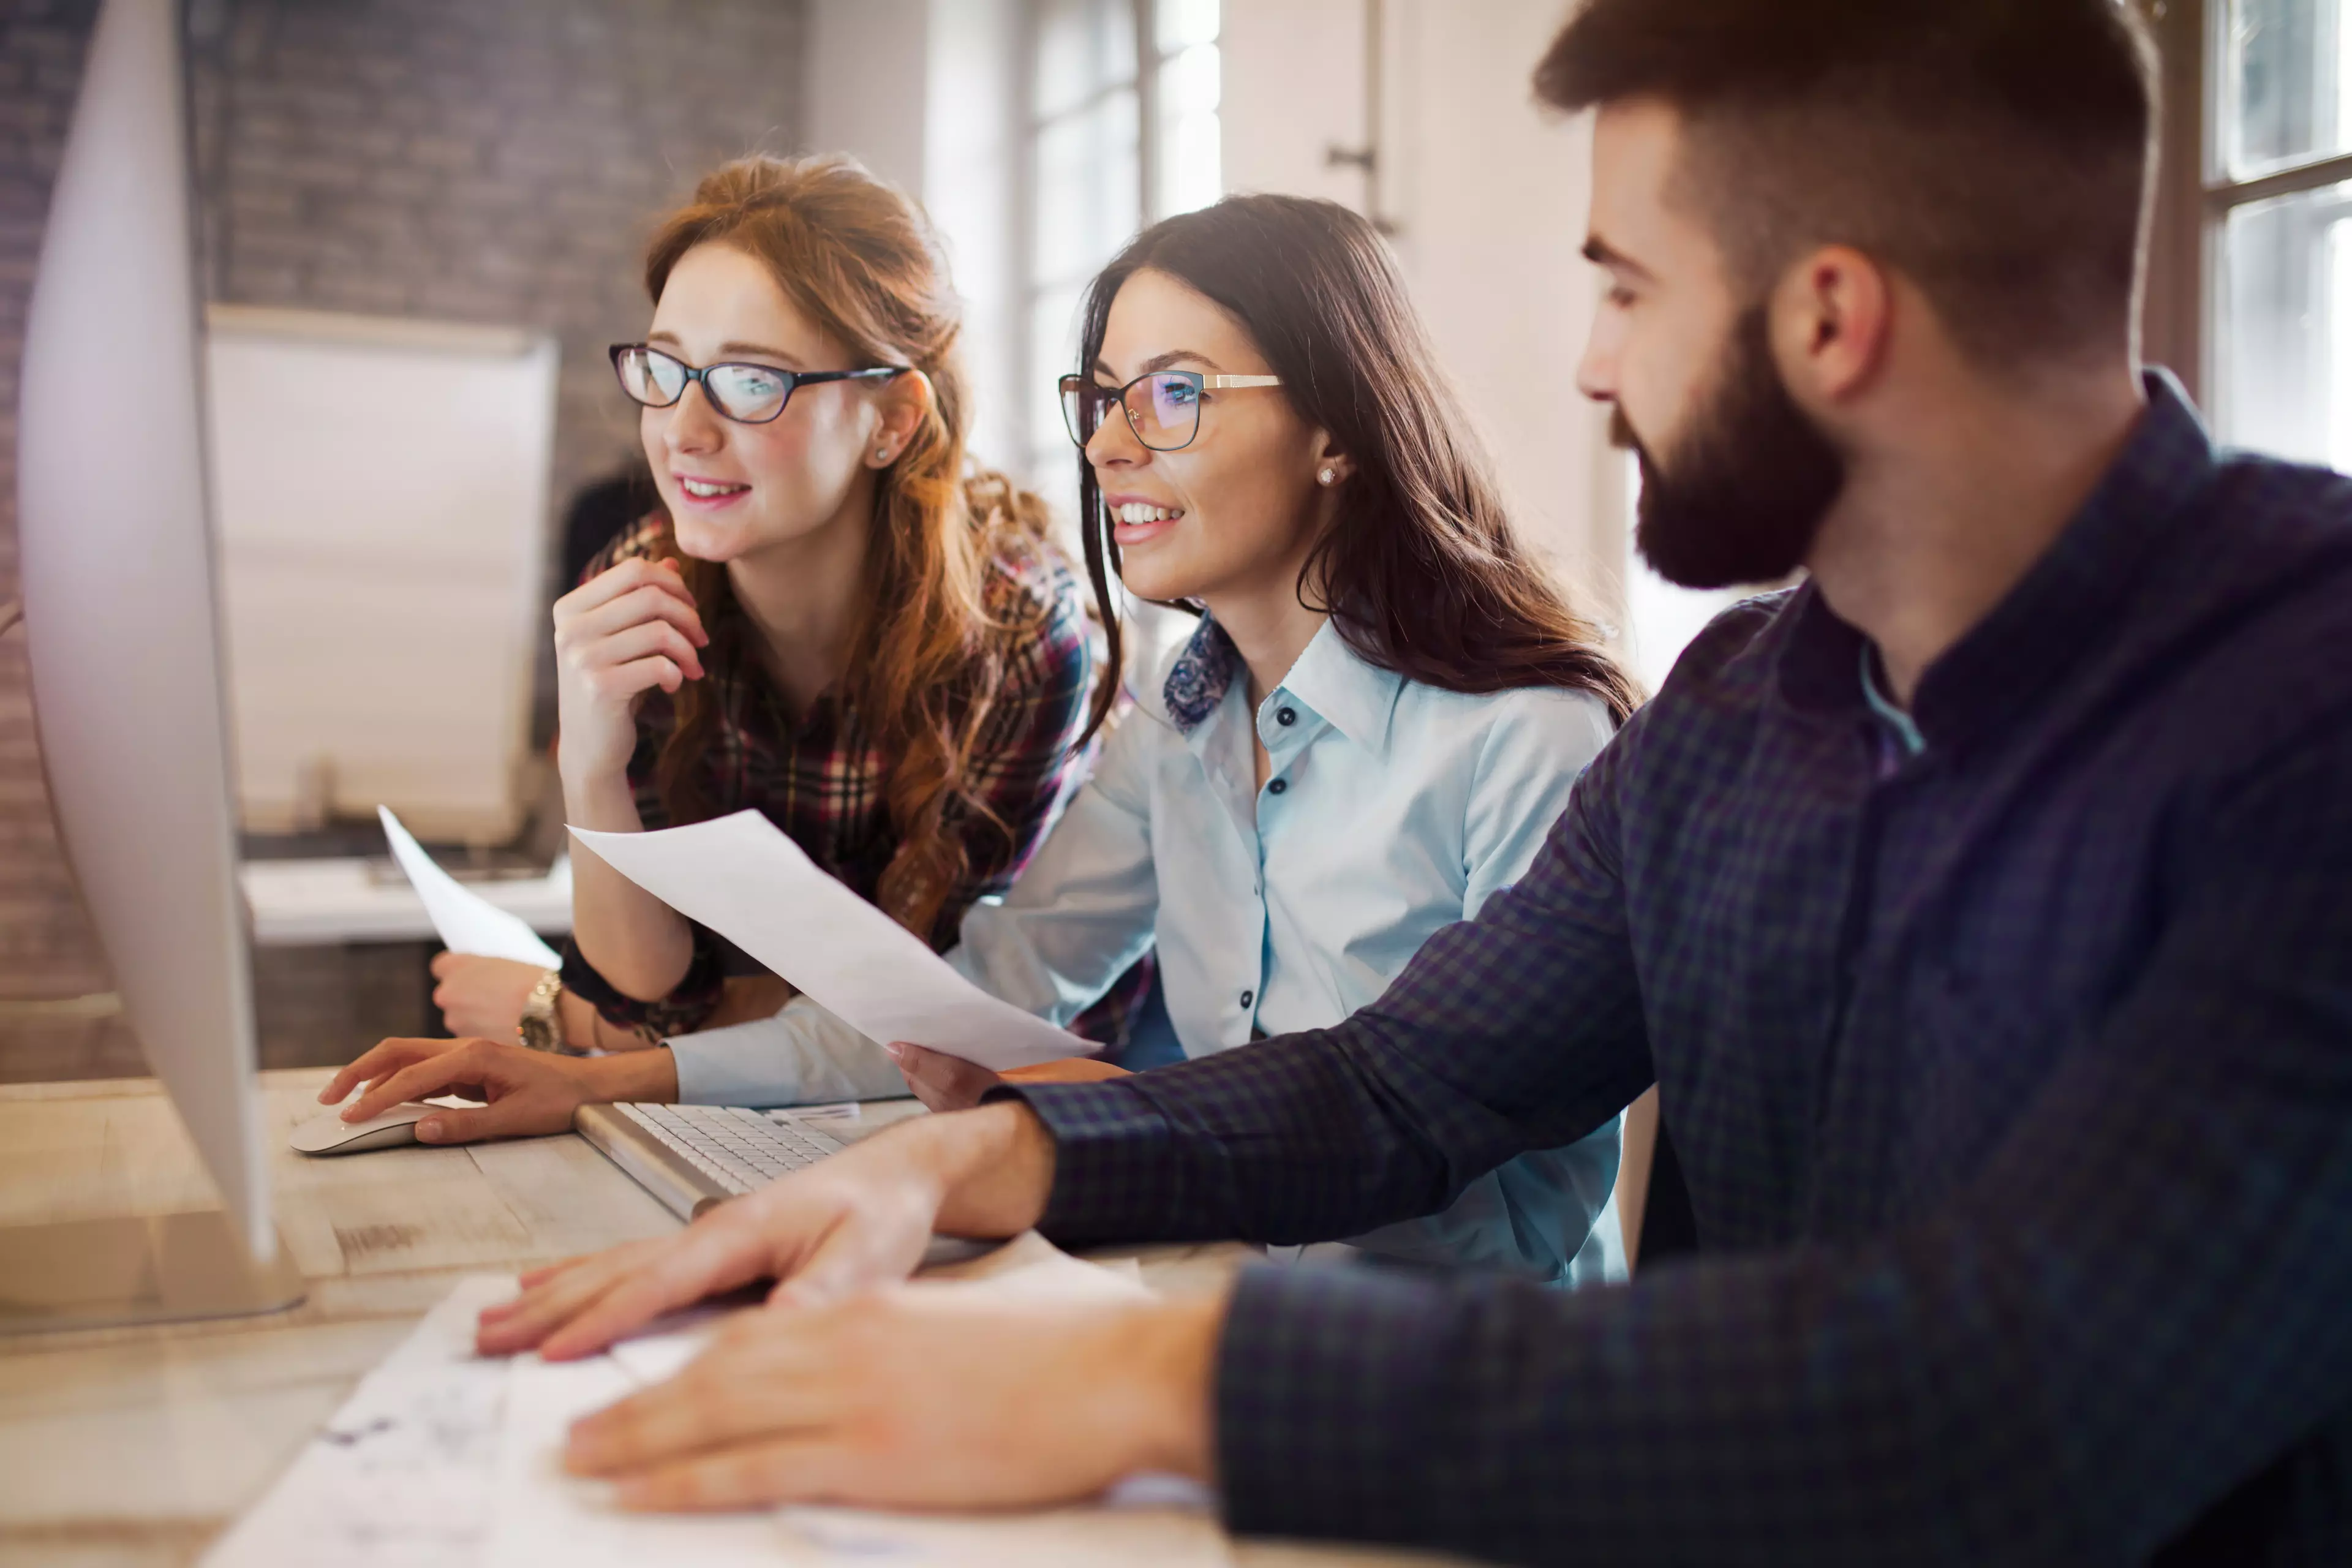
{"left": 667, "top": 616, "right": 1626, "bottom": 1284}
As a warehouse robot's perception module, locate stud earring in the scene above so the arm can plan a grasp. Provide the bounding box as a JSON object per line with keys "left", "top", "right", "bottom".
{"left": 1318, "top": 467, "right": 1337, "bottom": 486}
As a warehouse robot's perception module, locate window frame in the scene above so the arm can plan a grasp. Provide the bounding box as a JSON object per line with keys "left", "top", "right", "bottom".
{"left": 2145, "top": 0, "right": 2352, "bottom": 415}
{"left": 1017, "top": 0, "right": 1220, "bottom": 488}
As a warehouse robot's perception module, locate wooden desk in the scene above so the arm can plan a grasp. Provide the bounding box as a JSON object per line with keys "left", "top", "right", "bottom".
{"left": 0, "top": 1070, "right": 1457, "bottom": 1567}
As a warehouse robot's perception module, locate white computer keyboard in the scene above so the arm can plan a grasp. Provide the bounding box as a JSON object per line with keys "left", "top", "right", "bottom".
{"left": 612, "top": 1102, "right": 846, "bottom": 1195}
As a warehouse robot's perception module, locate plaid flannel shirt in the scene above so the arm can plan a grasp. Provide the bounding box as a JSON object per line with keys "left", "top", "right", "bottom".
{"left": 563, "top": 516, "right": 1144, "bottom": 1040}
{"left": 1003, "top": 375, "right": 2352, "bottom": 1565}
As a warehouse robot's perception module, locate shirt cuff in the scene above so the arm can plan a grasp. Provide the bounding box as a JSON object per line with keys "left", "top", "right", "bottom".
{"left": 982, "top": 1079, "right": 1182, "bottom": 1245}
{"left": 1214, "top": 1262, "right": 1451, "bottom": 1544}
{"left": 666, "top": 997, "right": 912, "bottom": 1107}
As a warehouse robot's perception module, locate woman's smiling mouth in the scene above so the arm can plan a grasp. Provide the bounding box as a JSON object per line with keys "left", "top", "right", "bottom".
{"left": 676, "top": 473, "right": 751, "bottom": 507}
{"left": 1107, "top": 495, "right": 1185, "bottom": 546}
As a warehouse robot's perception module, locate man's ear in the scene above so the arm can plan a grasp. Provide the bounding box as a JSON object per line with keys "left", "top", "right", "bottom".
{"left": 1771, "top": 244, "right": 1893, "bottom": 410}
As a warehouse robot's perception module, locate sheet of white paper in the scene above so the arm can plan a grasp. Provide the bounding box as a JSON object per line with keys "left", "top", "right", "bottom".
{"left": 378, "top": 805, "right": 564, "bottom": 967}
{"left": 201, "top": 1275, "right": 520, "bottom": 1568}
{"left": 486, "top": 1238, "right": 1228, "bottom": 1568}
{"left": 570, "top": 811, "right": 1082, "bottom": 1070}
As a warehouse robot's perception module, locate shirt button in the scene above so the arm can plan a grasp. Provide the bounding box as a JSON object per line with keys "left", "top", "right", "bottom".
{"left": 1276, "top": 706, "right": 1297, "bottom": 726}
{"left": 1268, "top": 778, "right": 1288, "bottom": 795}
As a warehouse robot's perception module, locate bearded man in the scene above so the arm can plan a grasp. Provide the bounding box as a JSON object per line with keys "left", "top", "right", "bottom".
{"left": 464, "top": 2, "right": 2352, "bottom": 1562}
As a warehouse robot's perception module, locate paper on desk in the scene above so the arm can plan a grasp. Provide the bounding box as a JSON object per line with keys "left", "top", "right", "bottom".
{"left": 200, "top": 1274, "right": 521, "bottom": 1568}
{"left": 486, "top": 1234, "right": 1226, "bottom": 1568}
{"left": 570, "top": 810, "right": 1083, "bottom": 1071}
{"left": 379, "top": 804, "right": 563, "bottom": 968}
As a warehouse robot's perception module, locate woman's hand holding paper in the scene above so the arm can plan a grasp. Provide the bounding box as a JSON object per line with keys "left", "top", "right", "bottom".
{"left": 428, "top": 951, "right": 548, "bottom": 1039}
{"left": 885, "top": 1040, "right": 1133, "bottom": 1113}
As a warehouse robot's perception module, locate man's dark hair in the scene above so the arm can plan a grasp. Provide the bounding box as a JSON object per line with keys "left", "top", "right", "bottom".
{"left": 1537, "top": 0, "right": 2160, "bottom": 368}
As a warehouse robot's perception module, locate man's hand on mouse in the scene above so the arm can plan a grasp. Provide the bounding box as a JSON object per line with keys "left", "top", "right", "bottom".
{"left": 320, "top": 1036, "right": 677, "bottom": 1144}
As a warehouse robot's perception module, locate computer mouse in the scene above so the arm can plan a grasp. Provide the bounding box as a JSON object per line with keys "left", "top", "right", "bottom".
{"left": 288, "top": 1102, "right": 436, "bottom": 1156}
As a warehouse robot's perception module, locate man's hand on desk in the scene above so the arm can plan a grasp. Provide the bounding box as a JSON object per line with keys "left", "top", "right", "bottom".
{"left": 475, "top": 1101, "right": 1060, "bottom": 1360}
{"left": 883, "top": 1039, "right": 1133, "bottom": 1113}
{"left": 562, "top": 1278, "right": 1226, "bottom": 1513}
{"left": 318, "top": 1036, "right": 677, "bottom": 1143}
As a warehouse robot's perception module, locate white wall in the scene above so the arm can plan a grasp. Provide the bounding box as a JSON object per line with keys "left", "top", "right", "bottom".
{"left": 802, "top": 0, "right": 1032, "bottom": 476}
{"left": 802, "top": 0, "right": 930, "bottom": 195}
{"left": 1223, "top": 0, "right": 1632, "bottom": 636}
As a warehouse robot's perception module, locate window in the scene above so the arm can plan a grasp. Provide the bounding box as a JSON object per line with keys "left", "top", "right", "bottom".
{"left": 1024, "top": 0, "right": 1222, "bottom": 489}
{"left": 2161, "top": 0, "right": 2352, "bottom": 466}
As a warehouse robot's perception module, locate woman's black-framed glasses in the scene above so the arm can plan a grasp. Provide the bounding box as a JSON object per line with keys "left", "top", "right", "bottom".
{"left": 610, "top": 344, "right": 907, "bottom": 425}
{"left": 1058, "top": 369, "right": 1284, "bottom": 452}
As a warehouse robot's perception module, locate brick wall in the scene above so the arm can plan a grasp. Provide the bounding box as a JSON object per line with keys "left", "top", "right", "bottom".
{"left": 0, "top": 0, "right": 809, "bottom": 1082}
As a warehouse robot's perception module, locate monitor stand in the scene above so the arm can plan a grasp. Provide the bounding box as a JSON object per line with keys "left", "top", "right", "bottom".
{"left": 0, "top": 1211, "right": 304, "bottom": 1334}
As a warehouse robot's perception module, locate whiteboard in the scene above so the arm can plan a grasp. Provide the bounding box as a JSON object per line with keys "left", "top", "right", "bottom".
{"left": 205, "top": 306, "right": 557, "bottom": 845}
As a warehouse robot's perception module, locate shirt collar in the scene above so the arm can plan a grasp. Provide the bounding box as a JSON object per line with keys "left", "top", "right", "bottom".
{"left": 1778, "top": 369, "right": 2217, "bottom": 750}
{"left": 1161, "top": 615, "right": 1239, "bottom": 733}
{"left": 1159, "top": 614, "right": 1406, "bottom": 751}
{"left": 1272, "top": 619, "right": 1406, "bottom": 752}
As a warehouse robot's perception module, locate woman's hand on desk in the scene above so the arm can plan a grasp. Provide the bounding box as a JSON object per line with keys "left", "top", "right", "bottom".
{"left": 884, "top": 1041, "right": 1132, "bottom": 1113}
{"left": 476, "top": 1100, "right": 1058, "bottom": 1361}
{"left": 560, "top": 1279, "right": 1225, "bottom": 1513}
{"left": 553, "top": 556, "right": 707, "bottom": 789}
{"left": 318, "top": 1036, "right": 677, "bottom": 1143}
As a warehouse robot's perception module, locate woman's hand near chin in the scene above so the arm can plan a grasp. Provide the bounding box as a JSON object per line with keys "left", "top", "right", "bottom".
{"left": 551, "top": 555, "right": 709, "bottom": 793}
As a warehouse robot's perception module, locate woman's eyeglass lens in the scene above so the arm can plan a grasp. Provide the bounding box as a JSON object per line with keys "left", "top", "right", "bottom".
{"left": 611, "top": 345, "right": 904, "bottom": 425}
{"left": 1059, "top": 371, "right": 1211, "bottom": 452}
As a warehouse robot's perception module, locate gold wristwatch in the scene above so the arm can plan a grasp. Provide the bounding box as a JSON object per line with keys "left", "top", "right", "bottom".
{"left": 516, "top": 968, "right": 565, "bottom": 1053}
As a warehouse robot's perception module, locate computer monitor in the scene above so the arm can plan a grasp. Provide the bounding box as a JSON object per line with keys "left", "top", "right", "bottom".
{"left": 2, "top": 0, "right": 301, "bottom": 1329}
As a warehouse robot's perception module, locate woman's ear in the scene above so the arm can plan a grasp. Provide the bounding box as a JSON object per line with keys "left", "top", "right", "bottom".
{"left": 870, "top": 368, "right": 935, "bottom": 468}
{"left": 1311, "top": 432, "right": 1354, "bottom": 489}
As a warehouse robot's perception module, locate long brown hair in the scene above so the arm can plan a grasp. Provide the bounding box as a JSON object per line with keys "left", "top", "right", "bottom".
{"left": 640, "top": 154, "right": 1100, "bottom": 938}
{"left": 1075, "top": 195, "right": 1641, "bottom": 724}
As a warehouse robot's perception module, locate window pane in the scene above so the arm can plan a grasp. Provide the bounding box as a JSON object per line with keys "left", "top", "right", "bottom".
{"left": 1156, "top": 0, "right": 1219, "bottom": 55}
{"left": 1156, "top": 42, "right": 1221, "bottom": 217}
{"left": 1036, "top": 0, "right": 1138, "bottom": 121}
{"left": 2224, "top": 0, "right": 2352, "bottom": 177}
{"left": 2215, "top": 178, "right": 2352, "bottom": 467}
{"left": 1034, "top": 87, "right": 1141, "bottom": 287}
{"left": 1028, "top": 279, "right": 1090, "bottom": 492}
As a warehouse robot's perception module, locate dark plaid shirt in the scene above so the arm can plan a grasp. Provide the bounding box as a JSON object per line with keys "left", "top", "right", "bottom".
{"left": 1005, "top": 376, "right": 2352, "bottom": 1565}
{"left": 563, "top": 516, "right": 1133, "bottom": 1039}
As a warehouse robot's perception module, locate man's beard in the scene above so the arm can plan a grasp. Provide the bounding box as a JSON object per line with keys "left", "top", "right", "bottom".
{"left": 1616, "top": 307, "right": 1847, "bottom": 590}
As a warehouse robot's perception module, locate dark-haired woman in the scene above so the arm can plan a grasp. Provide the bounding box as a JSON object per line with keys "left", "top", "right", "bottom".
{"left": 712, "top": 195, "right": 1643, "bottom": 1284}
